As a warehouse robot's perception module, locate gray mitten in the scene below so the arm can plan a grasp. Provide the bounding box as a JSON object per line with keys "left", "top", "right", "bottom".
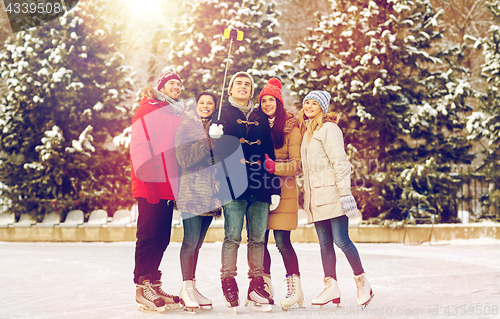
{"left": 340, "top": 195, "right": 358, "bottom": 218}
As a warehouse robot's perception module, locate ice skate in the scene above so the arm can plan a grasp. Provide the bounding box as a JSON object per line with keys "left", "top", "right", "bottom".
{"left": 179, "top": 280, "right": 199, "bottom": 314}
{"left": 136, "top": 275, "right": 167, "bottom": 313}
{"left": 245, "top": 276, "right": 274, "bottom": 312}
{"left": 263, "top": 274, "right": 274, "bottom": 299}
{"left": 280, "top": 274, "right": 304, "bottom": 311}
{"left": 151, "top": 279, "right": 181, "bottom": 310}
{"left": 221, "top": 277, "right": 239, "bottom": 313}
{"left": 311, "top": 277, "right": 341, "bottom": 308}
{"left": 193, "top": 279, "right": 213, "bottom": 310}
{"left": 354, "top": 273, "right": 374, "bottom": 310}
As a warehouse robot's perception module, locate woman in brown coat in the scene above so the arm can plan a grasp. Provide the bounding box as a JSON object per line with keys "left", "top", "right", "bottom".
{"left": 259, "top": 78, "right": 304, "bottom": 310}
{"left": 175, "top": 92, "right": 221, "bottom": 311}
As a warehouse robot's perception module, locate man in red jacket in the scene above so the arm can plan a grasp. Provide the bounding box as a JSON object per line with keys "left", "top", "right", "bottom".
{"left": 130, "top": 70, "right": 185, "bottom": 313}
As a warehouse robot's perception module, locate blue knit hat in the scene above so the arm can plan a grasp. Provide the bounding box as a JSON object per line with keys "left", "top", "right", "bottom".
{"left": 303, "top": 91, "right": 331, "bottom": 113}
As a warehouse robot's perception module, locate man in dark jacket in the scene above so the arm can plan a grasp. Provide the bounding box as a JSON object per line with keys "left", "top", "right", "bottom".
{"left": 209, "top": 71, "right": 281, "bottom": 310}
{"left": 130, "top": 70, "right": 185, "bottom": 313}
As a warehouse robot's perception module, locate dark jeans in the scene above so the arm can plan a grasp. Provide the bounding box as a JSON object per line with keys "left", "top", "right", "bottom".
{"left": 133, "top": 198, "right": 174, "bottom": 284}
{"left": 314, "top": 215, "right": 364, "bottom": 280}
{"left": 263, "top": 229, "right": 300, "bottom": 277}
{"left": 180, "top": 213, "right": 213, "bottom": 281}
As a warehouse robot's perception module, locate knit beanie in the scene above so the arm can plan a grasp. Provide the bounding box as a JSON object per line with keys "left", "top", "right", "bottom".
{"left": 157, "top": 71, "right": 182, "bottom": 91}
{"left": 228, "top": 71, "right": 254, "bottom": 98}
{"left": 258, "top": 78, "right": 283, "bottom": 105}
{"left": 303, "top": 90, "right": 331, "bottom": 113}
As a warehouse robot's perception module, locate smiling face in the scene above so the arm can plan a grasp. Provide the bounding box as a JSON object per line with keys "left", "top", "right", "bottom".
{"left": 160, "top": 79, "right": 182, "bottom": 100}
{"left": 229, "top": 76, "right": 252, "bottom": 105}
{"left": 303, "top": 99, "right": 323, "bottom": 119}
{"left": 260, "top": 95, "right": 277, "bottom": 118}
{"left": 196, "top": 94, "right": 216, "bottom": 118}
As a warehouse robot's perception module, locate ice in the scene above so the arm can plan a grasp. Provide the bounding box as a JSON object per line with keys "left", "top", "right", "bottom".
{"left": 0, "top": 240, "right": 499, "bottom": 318}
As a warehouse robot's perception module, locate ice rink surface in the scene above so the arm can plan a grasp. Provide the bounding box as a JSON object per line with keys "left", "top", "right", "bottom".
{"left": 1, "top": 239, "right": 499, "bottom": 319}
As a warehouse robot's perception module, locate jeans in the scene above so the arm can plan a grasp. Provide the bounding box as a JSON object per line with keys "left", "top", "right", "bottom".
{"left": 314, "top": 215, "right": 364, "bottom": 280}
{"left": 264, "top": 229, "right": 300, "bottom": 277}
{"left": 134, "top": 198, "right": 174, "bottom": 283}
{"left": 220, "top": 197, "right": 269, "bottom": 279}
{"left": 180, "top": 213, "right": 213, "bottom": 281}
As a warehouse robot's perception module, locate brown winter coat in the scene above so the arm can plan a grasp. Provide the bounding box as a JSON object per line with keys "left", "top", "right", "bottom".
{"left": 301, "top": 114, "right": 352, "bottom": 224}
{"left": 175, "top": 115, "right": 222, "bottom": 217}
{"left": 267, "top": 113, "right": 302, "bottom": 231}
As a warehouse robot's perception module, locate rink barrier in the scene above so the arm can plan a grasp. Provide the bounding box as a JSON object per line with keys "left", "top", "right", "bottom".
{"left": 0, "top": 222, "right": 498, "bottom": 242}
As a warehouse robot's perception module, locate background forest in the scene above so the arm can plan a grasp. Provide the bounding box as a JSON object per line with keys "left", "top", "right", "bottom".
{"left": 0, "top": 0, "right": 499, "bottom": 224}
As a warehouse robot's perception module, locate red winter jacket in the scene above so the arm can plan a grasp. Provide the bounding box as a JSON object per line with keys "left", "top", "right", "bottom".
{"left": 130, "top": 97, "right": 184, "bottom": 200}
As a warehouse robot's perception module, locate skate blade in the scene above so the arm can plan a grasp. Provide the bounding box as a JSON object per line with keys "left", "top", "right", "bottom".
{"left": 165, "top": 302, "right": 182, "bottom": 310}
{"left": 281, "top": 300, "right": 305, "bottom": 311}
{"left": 138, "top": 304, "right": 166, "bottom": 313}
{"left": 358, "top": 292, "right": 374, "bottom": 310}
{"left": 183, "top": 307, "right": 198, "bottom": 314}
{"left": 245, "top": 300, "right": 273, "bottom": 312}
{"left": 198, "top": 305, "right": 213, "bottom": 311}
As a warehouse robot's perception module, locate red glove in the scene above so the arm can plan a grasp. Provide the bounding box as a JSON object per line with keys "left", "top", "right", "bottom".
{"left": 144, "top": 182, "right": 159, "bottom": 204}
{"left": 264, "top": 154, "right": 276, "bottom": 174}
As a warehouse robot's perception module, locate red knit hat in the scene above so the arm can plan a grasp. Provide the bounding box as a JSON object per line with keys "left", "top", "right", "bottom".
{"left": 157, "top": 71, "right": 182, "bottom": 91}
{"left": 259, "top": 78, "right": 283, "bottom": 105}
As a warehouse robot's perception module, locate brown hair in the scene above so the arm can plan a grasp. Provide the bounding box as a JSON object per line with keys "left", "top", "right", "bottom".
{"left": 139, "top": 85, "right": 155, "bottom": 100}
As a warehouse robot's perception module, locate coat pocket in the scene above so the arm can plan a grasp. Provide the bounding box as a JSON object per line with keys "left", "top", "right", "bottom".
{"left": 310, "top": 170, "right": 338, "bottom": 207}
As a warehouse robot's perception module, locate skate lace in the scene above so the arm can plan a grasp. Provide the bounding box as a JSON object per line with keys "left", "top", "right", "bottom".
{"left": 186, "top": 287, "right": 197, "bottom": 301}
{"left": 356, "top": 279, "right": 364, "bottom": 299}
{"left": 140, "top": 281, "right": 161, "bottom": 302}
{"left": 194, "top": 288, "right": 208, "bottom": 301}
{"left": 285, "top": 276, "right": 295, "bottom": 298}
{"left": 152, "top": 281, "right": 174, "bottom": 298}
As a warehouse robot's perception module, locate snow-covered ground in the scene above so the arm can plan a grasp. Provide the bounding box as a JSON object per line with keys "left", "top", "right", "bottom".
{"left": 1, "top": 239, "right": 499, "bottom": 319}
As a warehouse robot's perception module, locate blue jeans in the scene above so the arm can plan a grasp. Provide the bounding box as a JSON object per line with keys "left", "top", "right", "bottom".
{"left": 264, "top": 229, "right": 300, "bottom": 277}
{"left": 180, "top": 213, "right": 213, "bottom": 281}
{"left": 221, "top": 198, "right": 269, "bottom": 279}
{"left": 314, "top": 215, "right": 364, "bottom": 279}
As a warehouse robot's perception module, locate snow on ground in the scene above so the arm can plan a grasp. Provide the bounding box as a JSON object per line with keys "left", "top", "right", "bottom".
{"left": 1, "top": 240, "right": 499, "bottom": 319}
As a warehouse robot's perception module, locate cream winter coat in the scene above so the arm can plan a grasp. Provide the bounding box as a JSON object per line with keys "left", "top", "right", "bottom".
{"left": 301, "top": 115, "right": 352, "bottom": 223}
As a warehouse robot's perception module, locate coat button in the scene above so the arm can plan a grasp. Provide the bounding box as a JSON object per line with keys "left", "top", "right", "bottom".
{"left": 156, "top": 165, "right": 160, "bottom": 169}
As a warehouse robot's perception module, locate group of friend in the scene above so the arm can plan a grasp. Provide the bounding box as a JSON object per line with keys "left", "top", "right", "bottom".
{"left": 129, "top": 69, "right": 374, "bottom": 313}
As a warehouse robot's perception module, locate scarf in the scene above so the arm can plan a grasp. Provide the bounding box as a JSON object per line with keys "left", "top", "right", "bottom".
{"left": 268, "top": 117, "right": 275, "bottom": 128}
{"left": 154, "top": 89, "right": 185, "bottom": 115}
{"left": 229, "top": 96, "right": 254, "bottom": 120}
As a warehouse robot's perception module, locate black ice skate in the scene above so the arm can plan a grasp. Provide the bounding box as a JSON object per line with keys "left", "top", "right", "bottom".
{"left": 245, "top": 276, "right": 274, "bottom": 312}
{"left": 221, "top": 277, "right": 239, "bottom": 313}
{"left": 136, "top": 275, "right": 166, "bottom": 313}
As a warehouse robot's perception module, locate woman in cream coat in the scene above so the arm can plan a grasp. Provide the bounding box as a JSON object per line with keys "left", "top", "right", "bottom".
{"left": 299, "top": 91, "right": 374, "bottom": 310}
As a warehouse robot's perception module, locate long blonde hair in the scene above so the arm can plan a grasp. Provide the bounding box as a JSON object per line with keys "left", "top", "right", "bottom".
{"left": 298, "top": 109, "right": 340, "bottom": 142}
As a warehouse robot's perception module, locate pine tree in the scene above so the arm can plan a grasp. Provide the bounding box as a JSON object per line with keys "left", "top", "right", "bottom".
{"left": 0, "top": 0, "right": 135, "bottom": 220}
{"left": 164, "top": 0, "right": 293, "bottom": 100}
{"left": 467, "top": 0, "right": 500, "bottom": 220}
{"left": 291, "top": 0, "right": 474, "bottom": 222}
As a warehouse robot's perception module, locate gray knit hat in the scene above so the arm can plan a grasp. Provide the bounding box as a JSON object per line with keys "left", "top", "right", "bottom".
{"left": 303, "top": 90, "right": 331, "bottom": 113}
{"left": 228, "top": 71, "right": 254, "bottom": 98}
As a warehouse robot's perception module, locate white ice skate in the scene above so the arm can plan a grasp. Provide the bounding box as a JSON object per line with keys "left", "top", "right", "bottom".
{"left": 311, "top": 277, "right": 341, "bottom": 309}
{"left": 136, "top": 275, "right": 167, "bottom": 313}
{"left": 263, "top": 274, "right": 274, "bottom": 299}
{"left": 245, "top": 276, "right": 274, "bottom": 312}
{"left": 280, "top": 274, "right": 304, "bottom": 311}
{"left": 354, "top": 273, "right": 374, "bottom": 310}
{"left": 193, "top": 279, "right": 213, "bottom": 310}
{"left": 180, "top": 280, "right": 199, "bottom": 314}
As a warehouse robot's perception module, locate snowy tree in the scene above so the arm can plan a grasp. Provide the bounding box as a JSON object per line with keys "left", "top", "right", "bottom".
{"left": 291, "top": 0, "right": 475, "bottom": 222}
{"left": 0, "top": 0, "right": 135, "bottom": 220}
{"left": 164, "top": 0, "right": 293, "bottom": 100}
{"left": 467, "top": 0, "right": 500, "bottom": 221}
